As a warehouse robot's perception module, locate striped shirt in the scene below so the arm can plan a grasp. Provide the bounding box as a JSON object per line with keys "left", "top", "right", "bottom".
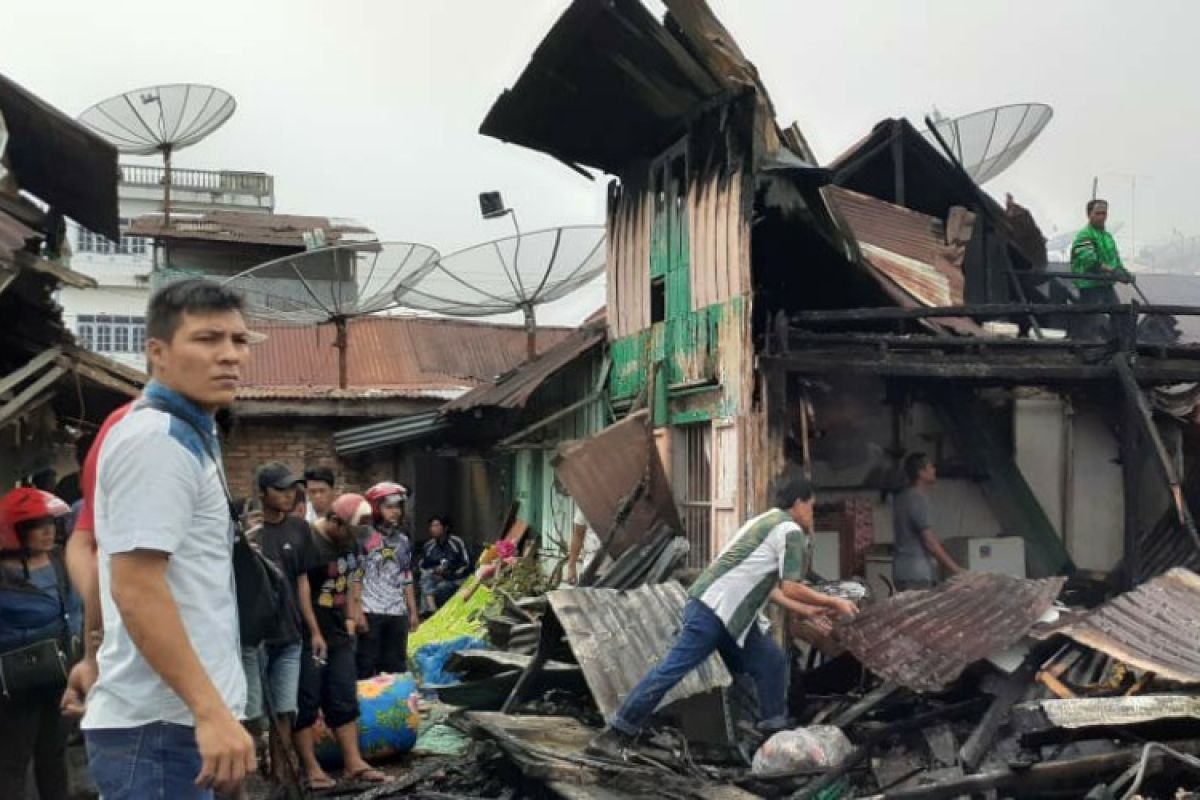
{"left": 688, "top": 508, "right": 810, "bottom": 645}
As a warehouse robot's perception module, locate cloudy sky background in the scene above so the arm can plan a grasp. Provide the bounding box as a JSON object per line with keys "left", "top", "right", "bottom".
{"left": 8, "top": 0, "right": 1196, "bottom": 324}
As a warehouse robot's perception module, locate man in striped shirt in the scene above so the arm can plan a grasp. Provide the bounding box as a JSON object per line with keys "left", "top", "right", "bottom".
{"left": 588, "top": 477, "right": 857, "bottom": 759}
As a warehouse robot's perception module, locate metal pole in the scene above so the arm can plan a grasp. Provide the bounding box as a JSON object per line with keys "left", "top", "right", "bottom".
{"left": 162, "top": 145, "right": 173, "bottom": 226}
{"left": 523, "top": 304, "right": 537, "bottom": 360}
{"left": 334, "top": 318, "right": 348, "bottom": 390}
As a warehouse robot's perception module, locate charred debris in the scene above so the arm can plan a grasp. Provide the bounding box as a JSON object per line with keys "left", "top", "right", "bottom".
{"left": 344, "top": 0, "right": 1200, "bottom": 796}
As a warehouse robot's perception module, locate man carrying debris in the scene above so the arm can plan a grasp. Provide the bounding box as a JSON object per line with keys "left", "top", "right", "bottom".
{"left": 588, "top": 477, "right": 857, "bottom": 758}
{"left": 892, "top": 453, "right": 964, "bottom": 590}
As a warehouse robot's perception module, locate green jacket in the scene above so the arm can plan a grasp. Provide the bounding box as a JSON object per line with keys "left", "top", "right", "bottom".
{"left": 1070, "top": 225, "right": 1126, "bottom": 289}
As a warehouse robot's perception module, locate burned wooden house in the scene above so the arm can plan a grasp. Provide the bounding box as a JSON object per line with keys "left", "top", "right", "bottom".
{"left": 481, "top": 0, "right": 1200, "bottom": 585}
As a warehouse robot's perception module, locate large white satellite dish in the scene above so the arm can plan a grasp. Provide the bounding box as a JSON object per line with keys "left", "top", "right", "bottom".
{"left": 924, "top": 103, "right": 1053, "bottom": 184}
{"left": 78, "top": 84, "right": 237, "bottom": 224}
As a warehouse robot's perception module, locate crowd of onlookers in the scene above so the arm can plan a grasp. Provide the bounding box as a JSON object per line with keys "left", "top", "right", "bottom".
{"left": 0, "top": 279, "right": 476, "bottom": 798}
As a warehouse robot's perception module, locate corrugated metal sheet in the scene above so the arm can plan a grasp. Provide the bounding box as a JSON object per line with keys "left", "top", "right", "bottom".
{"left": 547, "top": 582, "right": 731, "bottom": 719}
{"left": 553, "top": 410, "right": 683, "bottom": 560}
{"left": 1037, "top": 568, "right": 1200, "bottom": 683}
{"left": 127, "top": 210, "right": 374, "bottom": 247}
{"left": 0, "top": 73, "right": 119, "bottom": 240}
{"left": 1027, "top": 695, "right": 1200, "bottom": 729}
{"left": 834, "top": 572, "right": 1066, "bottom": 692}
{"left": 238, "top": 316, "right": 573, "bottom": 398}
{"left": 442, "top": 321, "right": 605, "bottom": 413}
{"left": 333, "top": 410, "right": 450, "bottom": 455}
{"left": 237, "top": 385, "right": 464, "bottom": 401}
{"left": 823, "top": 185, "right": 967, "bottom": 307}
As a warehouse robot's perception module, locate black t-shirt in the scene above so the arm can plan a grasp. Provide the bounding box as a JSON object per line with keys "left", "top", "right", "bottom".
{"left": 254, "top": 516, "right": 317, "bottom": 646}
{"left": 304, "top": 532, "right": 364, "bottom": 646}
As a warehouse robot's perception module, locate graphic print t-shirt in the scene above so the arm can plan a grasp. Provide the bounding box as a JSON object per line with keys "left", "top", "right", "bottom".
{"left": 305, "top": 534, "right": 363, "bottom": 644}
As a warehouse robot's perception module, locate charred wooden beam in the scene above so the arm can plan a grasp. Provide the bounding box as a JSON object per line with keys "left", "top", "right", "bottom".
{"left": 789, "top": 302, "right": 1200, "bottom": 324}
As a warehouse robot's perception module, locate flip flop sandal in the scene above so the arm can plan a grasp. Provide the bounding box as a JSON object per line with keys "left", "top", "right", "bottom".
{"left": 345, "top": 767, "right": 390, "bottom": 784}
{"left": 303, "top": 775, "right": 337, "bottom": 791}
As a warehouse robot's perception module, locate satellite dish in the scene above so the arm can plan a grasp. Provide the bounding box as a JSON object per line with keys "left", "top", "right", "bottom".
{"left": 923, "top": 103, "right": 1053, "bottom": 184}
{"left": 390, "top": 225, "right": 606, "bottom": 358}
{"left": 222, "top": 241, "right": 440, "bottom": 389}
{"left": 78, "top": 84, "right": 237, "bottom": 224}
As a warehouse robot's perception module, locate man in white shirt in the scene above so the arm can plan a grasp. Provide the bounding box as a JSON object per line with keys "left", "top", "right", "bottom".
{"left": 83, "top": 280, "right": 256, "bottom": 798}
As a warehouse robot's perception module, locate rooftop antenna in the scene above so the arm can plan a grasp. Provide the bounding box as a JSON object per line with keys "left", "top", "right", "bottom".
{"left": 923, "top": 103, "right": 1053, "bottom": 184}
{"left": 222, "top": 241, "right": 440, "bottom": 389}
{"left": 391, "top": 195, "right": 605, "bottom": 360}
{"left": 78, "top": 84, "right": 236, "bottom": 225}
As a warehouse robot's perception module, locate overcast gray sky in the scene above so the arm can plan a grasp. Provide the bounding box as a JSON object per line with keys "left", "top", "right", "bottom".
{"left": 8, "top": 1, "right": 1196, "bottom": 323}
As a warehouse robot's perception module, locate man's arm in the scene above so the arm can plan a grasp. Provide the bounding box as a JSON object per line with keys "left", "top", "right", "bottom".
{"left": 778, "top": 580, "right": 857, "bottom": 618}
{"left": 296, "top": 573, "right": 326, "bottom": 659}
{"left": 405, "top": 581, "right": 421, "bottom": 631}
{"left": 565, "top": 522, "right": 587, "bottom": 584}
{"left": 111, "top": 550, "right": 254, "bottom": 792}
{"left": 921, "top": 528, "right": 965, "bottom": 576}
{"left": 61, "top": 525, "right": 101, "bottom": 716}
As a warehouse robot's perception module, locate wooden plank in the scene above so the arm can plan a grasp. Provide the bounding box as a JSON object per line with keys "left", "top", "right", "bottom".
{"left": 712, "top": 174, "right": 729, "bottom": 305}
{"left": 728, "top": 169, "right": 744, "bottom": 299}
{"left": 0, "top": 347, "right": 62, "bottom": 398}
{"left": 690, "top": 178, "right": 707, "bottom": 310}
{"left": 0, "top": 365, "right": 67, "bottom": 428}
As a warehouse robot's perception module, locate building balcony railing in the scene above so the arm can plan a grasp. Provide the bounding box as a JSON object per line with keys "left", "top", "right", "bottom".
{"left": 120, "top": 165, "right": 274, "bottom": 198}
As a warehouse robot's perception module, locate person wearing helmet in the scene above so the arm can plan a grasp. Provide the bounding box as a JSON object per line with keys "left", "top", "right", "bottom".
{"left": 357, "top": 483, "right": 421, "bottom": 680}
{"left": 294, "top": 494, "right": 390, "bottom": 789}
{"left": 0, "top": 488, "right": 83, "bottom": 800}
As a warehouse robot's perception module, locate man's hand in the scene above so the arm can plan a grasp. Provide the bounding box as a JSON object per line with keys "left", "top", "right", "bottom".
{"left": 566, "top": 562, "right": 578, "bottom": 585}
{"left": 311, "top": 633, "right": 328, "bottom": 662}
{"left": 354, "top": 610, "right": 369, "bottom": 634}
{"left": 194, "top": 707, "right": 256, "bottom": 794}
{"left": 824, "top": 596, "right": 859, "bottom": 619}
{"left": 408, "top": 615, "right": 420, "bottom": 634}
{"left": 345, "top": 618, "right": 358, "bottom": 638}
{"left": 61, "top": 658, "right": 98, "bottom": 717}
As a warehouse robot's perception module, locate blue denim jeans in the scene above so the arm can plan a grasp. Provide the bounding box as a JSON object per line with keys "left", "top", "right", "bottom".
{"left": 86, "top": 722, "right": 210, "bottom": 799}
{"left": 610, "top": 599, "right": 787, "bottom": 736}
{"left": 241, "top": 641, "right": 303, "bottom": 719}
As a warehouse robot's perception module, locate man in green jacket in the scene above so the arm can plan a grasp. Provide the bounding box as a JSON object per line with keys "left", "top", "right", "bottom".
{"left": 1071, "top": 198, "right": 1131, "bottom": 305}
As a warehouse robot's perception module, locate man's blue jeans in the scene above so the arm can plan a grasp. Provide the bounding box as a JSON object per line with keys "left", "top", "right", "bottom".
{"left": 86, "top": 722, "right": 210, "bottom": 799}
{"left": 610, "top": 599, "right": 787, "bottom": 736}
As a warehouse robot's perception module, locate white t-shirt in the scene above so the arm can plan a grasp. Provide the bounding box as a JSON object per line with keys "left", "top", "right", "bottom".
{"left": 84, "top": 393, "right": 246, "bottom": 729}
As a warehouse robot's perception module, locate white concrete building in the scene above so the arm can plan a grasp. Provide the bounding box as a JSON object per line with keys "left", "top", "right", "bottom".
{"left": 61, "top": 164, "right": 274, "bottom": 369}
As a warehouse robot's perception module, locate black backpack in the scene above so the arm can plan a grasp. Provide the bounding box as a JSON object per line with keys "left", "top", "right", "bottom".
{"left": 140, "top": 400, "right": 287, "bottom": 648}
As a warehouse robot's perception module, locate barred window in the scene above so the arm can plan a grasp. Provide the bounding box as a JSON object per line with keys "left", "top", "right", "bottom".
{"left": 76, "top": 315, "right": 147, "bottom": 354}
{"left": 75, "top": 218, "right": 149, "bottom": 256}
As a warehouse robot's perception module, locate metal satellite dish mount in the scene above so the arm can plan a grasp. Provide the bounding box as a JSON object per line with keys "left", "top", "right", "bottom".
{"left": 78, "top": 84, "right": 237, "bottom": 225}
{"left": 391, "top": 192, "right": 605, "bottom": 358}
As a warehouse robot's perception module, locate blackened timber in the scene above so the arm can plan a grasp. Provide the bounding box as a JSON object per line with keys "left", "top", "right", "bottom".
{"left": 788, "top": 302, "right": 1200, "bottom": 324}
{"left": 959, "top": 645, "right": 1053, "bottom": 773}
{"left": 762, "top": 352, "right": 1200, "bottom": 383}
{"left": 1114, "top": 355, "right": 1200, "bottom": 553}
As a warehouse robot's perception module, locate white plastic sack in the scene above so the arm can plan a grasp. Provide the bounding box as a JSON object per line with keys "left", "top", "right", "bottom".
{"left": 751, "top": 725, "right": 854, "bottom": 774}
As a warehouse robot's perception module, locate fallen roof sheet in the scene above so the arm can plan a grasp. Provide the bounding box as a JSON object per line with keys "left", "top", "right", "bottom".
{"left": 442, "top": 320, "right": 606, "bottom": 413}
{"left": 823, "top": 185, "right": 967, "bottom": 308}
{"left": 547, "top": 582, "right": 731, "bottom": 720}
{"left": 834, "top": 571, "right": 1066, "bottom": 692}
{"left": 553, "top": 409, "right": 683, "bottom": 560}
{"left": 0, "top": 73, "right": 119, "bottom": 240}
{"left": 127, "top": 210, "right": 374, "bottom": 248}
{"left": 1036, "top": 567, "right": 1200, "bottom": 684}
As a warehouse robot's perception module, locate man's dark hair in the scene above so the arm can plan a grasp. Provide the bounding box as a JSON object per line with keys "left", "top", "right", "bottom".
{"left": 146, "top": 279, "right": 244, "bottom": 343}
{"left": 428, "top": 515, "right": 450, "bottom": 529}
{"left": 904, "top": 452, "right": 931, "bottom": 485}
{"left": 1086, "top": 198, "right": 1108, "bottom": 214}
{"left": 774, "top": 477, "right": 814, "bottom": 510}
{"left": 304, "top": 466, "right": 336, "bottom": 487}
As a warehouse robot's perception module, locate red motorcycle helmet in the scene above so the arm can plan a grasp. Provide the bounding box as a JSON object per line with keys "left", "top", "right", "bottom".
{"left": 364, "top": 481, "right": 409, "bottom": 521}
{"left": 0, "top": 488, "right": 53, "bottom": 551}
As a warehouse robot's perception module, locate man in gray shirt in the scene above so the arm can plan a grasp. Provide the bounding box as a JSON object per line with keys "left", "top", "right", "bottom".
{"left": 893, "top": 453, "right": 965, "bottom": 590}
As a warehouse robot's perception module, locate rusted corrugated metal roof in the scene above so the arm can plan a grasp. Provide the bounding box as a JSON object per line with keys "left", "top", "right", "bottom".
{"left": 128, "top": 210, "right": 374, "bottom": 248}
{"left": 823, "top": 185, "right": 966, "bottom": 308}
{"left": 238, "top": 316, "right": 573, "bottom": 400}
{"left": 1036, "top": 568, "right": 1200, "bottom": 683}
{"left": 442, "top": 320, "right": 605, "bottom": 413}
{"left": 834, "top": 572, "right": 1066, "bottom": 692}
{"left": 547, "top": 582, "right": 731, "bottom": 720}
{"left": 553, "top": 410, "right": 683, "bottom": 561}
